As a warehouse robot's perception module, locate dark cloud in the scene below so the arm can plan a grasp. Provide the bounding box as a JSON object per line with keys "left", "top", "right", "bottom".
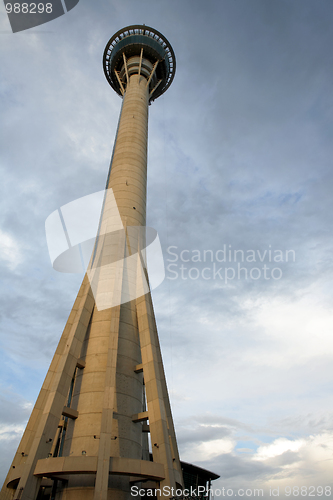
{"left": 207, "top": 452, "right": 275, "bottom": 481}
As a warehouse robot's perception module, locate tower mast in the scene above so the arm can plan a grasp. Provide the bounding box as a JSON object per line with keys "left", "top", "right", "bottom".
{"left": 1, "top": 25, "right": 181, "bottom": 500}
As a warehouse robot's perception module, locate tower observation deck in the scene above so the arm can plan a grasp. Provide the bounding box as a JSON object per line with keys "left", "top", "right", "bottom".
{"left": 103, "top": 25, "right": 176, "bottom": 102}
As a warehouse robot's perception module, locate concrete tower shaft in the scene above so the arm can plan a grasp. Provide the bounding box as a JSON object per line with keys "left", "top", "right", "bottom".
{"left": 107, "top": 73, "right": 149, "bottom": 228}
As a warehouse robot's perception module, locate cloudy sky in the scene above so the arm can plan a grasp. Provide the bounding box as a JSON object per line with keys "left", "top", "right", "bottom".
{"left": 1, "top": 0, "right": 333, "bottom": 495}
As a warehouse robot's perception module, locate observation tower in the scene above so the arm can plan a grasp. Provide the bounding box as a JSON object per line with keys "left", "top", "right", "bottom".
{"left": 1, "top": 25, "right": 182, "bottom": 500}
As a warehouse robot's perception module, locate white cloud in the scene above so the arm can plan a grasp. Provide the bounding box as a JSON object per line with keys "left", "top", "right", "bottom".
{"left": 0, "top": 230, "right": 21, "bottom": 269}
{"left": 182, "top": 437, "right": 235, "bottom": 462}
{"left": 249, "top": 432, "right": 333, "bottom": 486}
{"left": 242, "top": 285, "right": 333, "bottom": 367}
{"left": 254, "top": 437, "right": 305, "bottom": 461}
{"left": 0, "top": 424, "right": 25, "bottom": 442}
{"left": 197, "top": 438, "right": 235, "bottom": 460}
